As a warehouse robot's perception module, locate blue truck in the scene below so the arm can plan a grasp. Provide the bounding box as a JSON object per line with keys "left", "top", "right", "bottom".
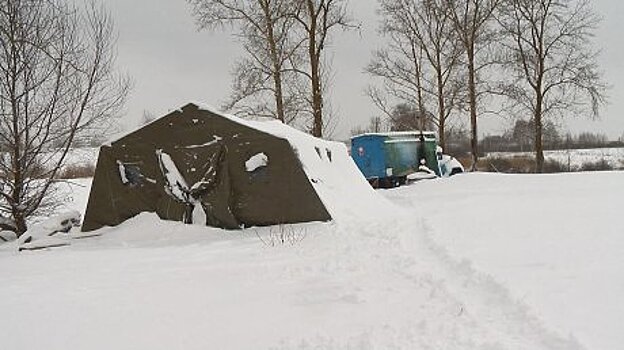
{"left": 351, "top": 131, "right": 463, "bottom": 188}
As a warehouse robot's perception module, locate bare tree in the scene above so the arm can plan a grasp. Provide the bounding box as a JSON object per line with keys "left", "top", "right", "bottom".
{"left": 290, "top": 0, "right": 356, "bottom": 137}
{"left": 368, "top": 0, "right": 464, "bottom": 151}
{"left": 0, "top": 0, "right": 130, "bottom": 235}
{"left": 366, "top": 43, "right": 429, "bottom": 132}
{"left": 499, "top": 0, "right": 607, "bottom": 172}
{"left": 447, "top": 0, "right": 502, "bottom": 170}
{"left": 189, "top": 0, "right": 302, "bottom": 123}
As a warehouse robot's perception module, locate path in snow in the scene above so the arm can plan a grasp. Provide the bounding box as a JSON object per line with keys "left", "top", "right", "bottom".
{"left": 268, "top": 212, "right": 584, "bottom": 349}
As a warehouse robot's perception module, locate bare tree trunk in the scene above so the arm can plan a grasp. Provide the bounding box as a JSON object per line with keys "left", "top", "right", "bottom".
{"left": 261, "top": 1, "right": 286, "bottom": 123}
{"left": 467, "top": 50, "right": 479, "bottom": 171}
{"left": 447, "top": 0, "right": 501, "bottom": 171}
{"left": 534, "top": 93, "right": 545, "bottom": 173}
{"left": 437, "top": 62, "right": 447, "bottom": 151}
{"left": 412, "top": 44, "right": 426, "bottom": 131}
{"left": 291, "top": 0, "right": 354, "bottom": 138}
{"left": 306, "top": 1, "right": 323, "bottom": 137}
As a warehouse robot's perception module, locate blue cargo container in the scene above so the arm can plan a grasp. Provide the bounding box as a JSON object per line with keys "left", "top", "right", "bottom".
{"left": 351, "top": 131, "right": 440, "bottom": 187}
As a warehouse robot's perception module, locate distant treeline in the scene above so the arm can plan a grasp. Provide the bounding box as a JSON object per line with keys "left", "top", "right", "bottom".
{"left": 445, "top": 120, "right": 624, "bottom": 156}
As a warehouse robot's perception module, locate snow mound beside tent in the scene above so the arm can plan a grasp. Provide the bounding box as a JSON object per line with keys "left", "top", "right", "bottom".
{"left": 17, "top": 211, "right": 83, "bottom": 251}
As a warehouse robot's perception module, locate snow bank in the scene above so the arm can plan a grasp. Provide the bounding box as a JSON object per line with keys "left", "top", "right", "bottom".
{"left": 384, "top": 171, "right": 624, "bottom": 350}
{"left": 0, "top": 179, "right": 590, "bottom": 350}
{"left": 0, "top": 230, "right": 17, "bottom": 243}
{"left": 18, "top": 210, "right": 81, "bottom": 251}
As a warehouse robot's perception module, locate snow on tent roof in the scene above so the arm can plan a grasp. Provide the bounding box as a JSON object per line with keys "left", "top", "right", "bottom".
{"left": 108, "top": 101, "right": 335, "bottom": 151}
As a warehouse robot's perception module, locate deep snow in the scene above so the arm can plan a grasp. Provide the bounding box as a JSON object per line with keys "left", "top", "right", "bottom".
{"left": 382, "top": 172, "right": 624, "bottom": 350}
{"left": 0, "top": 172, "right": 622, "bottom": 349}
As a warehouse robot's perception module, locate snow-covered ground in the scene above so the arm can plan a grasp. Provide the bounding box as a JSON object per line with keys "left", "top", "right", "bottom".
{"left": 60, "top": 147, "right": 99, "bottom": 168}
{"left": 487, "top": 147, "right": 624, "bottom": 169}
{"left": 383, "top": 172, "right": 624, "bottom": 350}
{"left": 0, "top": 171, "right": 622, "bottom": 349}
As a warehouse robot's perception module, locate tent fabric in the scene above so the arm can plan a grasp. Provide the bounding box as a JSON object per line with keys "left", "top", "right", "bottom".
{"left": 82, "top": 103, "right": 332, "bottom": 232}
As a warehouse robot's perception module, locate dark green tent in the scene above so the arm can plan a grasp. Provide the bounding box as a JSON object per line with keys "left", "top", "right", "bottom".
{"left": 82, "top": 103, "right": 331, "bottom": 232}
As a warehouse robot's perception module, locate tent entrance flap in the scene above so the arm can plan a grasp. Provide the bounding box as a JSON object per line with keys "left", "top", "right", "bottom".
{"left": 155, "top": 143, "right": 239, "bottom": 228}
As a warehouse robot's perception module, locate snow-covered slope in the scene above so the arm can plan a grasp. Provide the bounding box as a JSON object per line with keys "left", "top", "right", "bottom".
{"left": 383, "top": 172, "right": 624, "bottom": 350}
{"left": 0, "top": 172, "right": 621, "bottom": 349}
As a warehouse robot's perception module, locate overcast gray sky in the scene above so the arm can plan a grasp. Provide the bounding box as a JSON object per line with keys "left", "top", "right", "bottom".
{"left": 106, "top": 0, "right": 623, "bottom": 140}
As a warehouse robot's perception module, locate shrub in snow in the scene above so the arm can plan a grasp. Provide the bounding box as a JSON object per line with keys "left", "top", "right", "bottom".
{"left": 580, "top": 158, "right": 613, "bottom": 172}
{"left": 56, "top": 164, "right": 96, "bottom": 179}
{"left": 254, "top": 224, "right": 307, "bottom": 247}
{"left": 483, "top": 156, "right": 568, "bottom": 173}
{"left": 541, "top": 159, "right": 569, "bottom": 173}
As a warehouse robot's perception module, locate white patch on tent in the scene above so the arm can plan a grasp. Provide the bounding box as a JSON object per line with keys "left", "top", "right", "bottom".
{"left": 144, "top": 177, "right": 157, "bottom": 184}
{"left": 192, "top": 204, "right": 207, "bottom": 226}
{"left": 190, "top": 180, "right": 211, "bottom": 192}
{"left": 117, "top": 161, "right": 129, "bottom": 184}
{"left": 245, "top": 153, "right": 269, "bottom": 172}
{"left": 156, "top": 150, "right": 189, "bottom": 202}
{"left": 183, "top": 135, "right": 223, "bottom": 149}
{"left": 192, "top": 119, "right": 199, "bottom": 124}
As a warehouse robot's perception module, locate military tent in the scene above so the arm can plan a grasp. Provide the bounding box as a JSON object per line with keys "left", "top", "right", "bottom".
{"left": 82, "top": 102, "right": 344, "bottom": 232}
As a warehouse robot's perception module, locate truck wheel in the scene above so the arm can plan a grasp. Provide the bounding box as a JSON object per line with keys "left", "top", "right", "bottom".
{"left": 398, "top": 176, "right": 407, "bottom": 186}
{"left": 450, "top": 168, "right": 463, "bottom": 176}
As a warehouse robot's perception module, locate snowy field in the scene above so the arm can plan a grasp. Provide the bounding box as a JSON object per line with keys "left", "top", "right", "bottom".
{"left": 383, "top": 172, "right": 624, "bottom": 350}
{"left": 0, "top": 171, "right": 622, "bottom": 349}
{"left": 487, "top": 147, "right": 624, "bottom": 169}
